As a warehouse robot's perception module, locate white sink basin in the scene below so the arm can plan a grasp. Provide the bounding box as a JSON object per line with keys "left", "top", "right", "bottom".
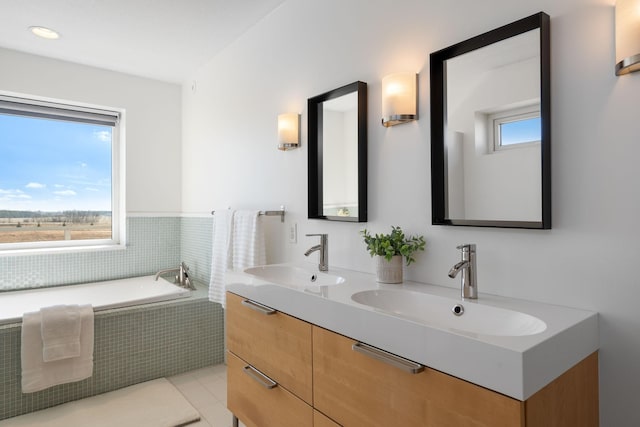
{"left": 244, "top": 265, "right": 346, "bottom": 289}
{"left": 351, "top": 289, "right": 547, "bottom": 337}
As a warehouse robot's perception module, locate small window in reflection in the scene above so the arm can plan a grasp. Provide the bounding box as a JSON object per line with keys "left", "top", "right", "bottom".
{"left": 499, "top": 116, "right": 541, "bottom": 146}
{"left": 488, "top": 106, "right": 541, "bottom": 151}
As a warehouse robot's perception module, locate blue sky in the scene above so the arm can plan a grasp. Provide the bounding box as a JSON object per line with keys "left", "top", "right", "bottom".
{"left": 0, "top": 114, "right": 112, "bottom": 212}
{"left": 501, "top": 117, "right": 541, "bottom": 146}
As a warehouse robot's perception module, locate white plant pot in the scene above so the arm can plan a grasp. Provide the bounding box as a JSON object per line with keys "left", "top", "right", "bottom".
{"left": 376, "top": 255, "right": 403, "bottom": 284}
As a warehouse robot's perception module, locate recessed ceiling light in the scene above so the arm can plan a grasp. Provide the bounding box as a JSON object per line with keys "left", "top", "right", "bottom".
{"left": 29, "top": 26, "right": 60, "bottom": 40}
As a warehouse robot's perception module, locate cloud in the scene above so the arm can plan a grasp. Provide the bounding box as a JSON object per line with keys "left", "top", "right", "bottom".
{"left": 78, "top": 162, "right": 88, "bottom": 168}
{"left": 85, "top": 187, "right": 99, "bottom": 192}
{"left": 53, "top": 190, "right": 77, "bottom": 196}
{"left": 93, "top": 131, "right": 111, "bottom": 142}
{"left": 0, "top": 189, "right": 31, "bottom": 200}
{"left": 0, "top": 188, "right": 25, "bottom": 195}
{"left": 25, "top": 182, "right": 46, "bottom": 189}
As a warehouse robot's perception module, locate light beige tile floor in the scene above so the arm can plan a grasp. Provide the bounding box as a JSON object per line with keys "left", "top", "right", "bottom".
{"left": 168, "top": 364, "right": 247, "bottom": 427}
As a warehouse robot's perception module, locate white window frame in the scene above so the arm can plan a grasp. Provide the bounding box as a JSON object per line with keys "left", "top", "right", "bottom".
{"left": 0, "top": 91, "right": 126, "bottom": 254}
{"left": 488, "top": 105, "right": 541, "bottom": 152}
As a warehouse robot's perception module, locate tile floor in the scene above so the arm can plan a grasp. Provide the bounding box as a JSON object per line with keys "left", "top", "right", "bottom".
{"left": 168, "top": 363, "right": 246, "bottom": 427}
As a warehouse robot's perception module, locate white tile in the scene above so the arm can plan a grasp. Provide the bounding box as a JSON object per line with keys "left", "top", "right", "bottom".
{"left": 208, "top": 363, "right": 228, "bottom": 377}
{"left": 172, "top": 378, "right": 216, "bottom": 408}
{"left": 199, "top": 400, "right": 234, "bottom": 427}
{"left": 189, "top": 365, "right": 224, "bottom": 382}
{"left": 168, "top": 371, "right": 199, "bottom": 387}
{"left": 199, "top": 375, "right": 227, "bottom": 405}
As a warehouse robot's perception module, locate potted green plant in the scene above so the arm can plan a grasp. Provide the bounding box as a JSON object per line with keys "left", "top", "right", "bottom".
{"left": 360, "top": 226, "right": 426, "bottom": 284}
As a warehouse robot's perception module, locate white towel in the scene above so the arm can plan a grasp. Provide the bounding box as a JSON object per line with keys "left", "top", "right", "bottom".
{"left": 231, "top": 210, "right": 266, "bottom": 271}
{"left": 21, "top": 304, "right": 94, "bottom": 393}
{"left": 208, "top": 209, "right": 234, "bottom": 307}
{"left": 41, "top": 305, "right": 82, "bottom": 362}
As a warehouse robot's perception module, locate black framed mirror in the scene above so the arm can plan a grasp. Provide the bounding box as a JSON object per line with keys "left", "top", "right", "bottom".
{"left": 308, "top": 81, "right": 367, "bottom": 222}
{"left": 430, "top": 12, "right": 551, "bottom": 229}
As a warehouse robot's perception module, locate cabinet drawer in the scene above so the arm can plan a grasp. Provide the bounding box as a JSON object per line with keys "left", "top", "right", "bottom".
{"left": 227, "top": 352, "right": 313, "bottom": 427}
{"left": 226, "top": 292, "right": 313, "bottom": 404}
{"left": 313, "top": 326, "right": 524, "bottom": 427}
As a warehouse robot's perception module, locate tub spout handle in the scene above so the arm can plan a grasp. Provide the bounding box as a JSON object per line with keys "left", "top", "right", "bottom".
{"left": 180, "top": 262, "right": 196, "bottom": 290}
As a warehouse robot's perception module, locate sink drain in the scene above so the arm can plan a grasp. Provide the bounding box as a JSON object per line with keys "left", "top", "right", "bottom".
{"left": 451, "top": 304, "right": 464, "bottom": 316}
{"left": 310, "top": 274, "right": 317, "bottom": 282}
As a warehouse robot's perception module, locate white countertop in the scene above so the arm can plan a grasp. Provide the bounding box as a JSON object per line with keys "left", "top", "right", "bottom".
{"left": 226, "top": 263, "right": 598, "bottom": 401}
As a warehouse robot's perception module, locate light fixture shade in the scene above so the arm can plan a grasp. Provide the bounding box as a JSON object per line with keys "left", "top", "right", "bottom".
{"left": 381, "top": 72, "right": 418, "bottom": 127}
{"left": 277, "top": 113, "right": 300, "bottom": 151}
{"left": 615, "top": 0, "right": 640, "bottom": 75}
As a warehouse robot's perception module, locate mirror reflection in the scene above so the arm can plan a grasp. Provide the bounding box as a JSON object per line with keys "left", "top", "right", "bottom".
{"left": 308, "top": 81, "right": 367, "bottom": 222}
{"left": 446, "top": 29, "right": 541, "bottom": 222}
{"left": 430, "top": 12, "right": 550, "bottom": 229}
{"left": 322, "top": 93, "right": 358, "bottom": 218}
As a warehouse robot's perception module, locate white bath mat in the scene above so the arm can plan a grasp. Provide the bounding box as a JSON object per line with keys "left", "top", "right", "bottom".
{"left": 0, "top": 378, "right": 200, "bottom": 427}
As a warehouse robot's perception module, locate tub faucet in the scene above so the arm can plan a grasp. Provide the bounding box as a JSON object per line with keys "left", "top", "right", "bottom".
{"left": 305, "top": 234, "right": 328, "bottom": 271}
{"left": 179, "top": 262, "right": 195, "bottom": 290}
{"left": 155, "top": 262, "right": 196, "bottom": 290}
{"left": 448, "top": 244, "right": 477, "bottom": 300}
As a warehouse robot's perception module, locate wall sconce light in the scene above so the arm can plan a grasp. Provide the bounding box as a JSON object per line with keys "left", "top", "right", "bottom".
{"left": 381, "top": 72, "right": 418, "bottom": 127}
{"left": 615, "top": 0, "right": 640, "bottom": 75}
{"left": 277, "top": 113, "right": 300, "bottom": 150}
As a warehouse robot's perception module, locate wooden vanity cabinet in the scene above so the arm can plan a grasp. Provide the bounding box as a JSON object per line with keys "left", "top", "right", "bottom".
{"left": 226, "top": 291, "right": 598, "bottom": 427}
{"left": 226, "top": 292, "right": 313, "bottom": 427}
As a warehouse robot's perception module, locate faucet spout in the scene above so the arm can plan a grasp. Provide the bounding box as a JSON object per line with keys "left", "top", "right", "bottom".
{"left": 449, "top": 244, "right": 477, "bottom": 300}
{"left": 155, "top": 267, "right": 178, "bottom": 281}
{"left": 305, "top": 234, "right": 328, "bottom": 271}
{"left": 304, "top": 244, "right": 321, "bottom": 257}
{"left": 448, "top": 260, "right": 469, "bottom": 278}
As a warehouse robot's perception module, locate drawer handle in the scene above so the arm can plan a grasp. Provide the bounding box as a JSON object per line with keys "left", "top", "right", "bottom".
{"left": 352, "top": 342, "right": 425, "bottom": 374}
{"left": 243, "top": 365, "right": 278, "bottom": 389}
{"left": 241, "top": 299, "right": 277, "bottom": 315}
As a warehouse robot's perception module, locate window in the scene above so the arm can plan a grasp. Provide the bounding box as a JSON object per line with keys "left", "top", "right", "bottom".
{"left": 0, "top": 93, "right": 124, "bottom": 251}
{"left": 489, "top": 105, "right": 541, "bottom": 152}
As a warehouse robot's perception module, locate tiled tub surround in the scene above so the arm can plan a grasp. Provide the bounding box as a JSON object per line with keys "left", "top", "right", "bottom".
{"left": 0, "top": 217, "right": 181, "bottom": 291}
{"left": 180, "top": 216, "right": 213, "bottom": 285}
{"left": 0, "top": 283, "right": 224, "bottom": 420}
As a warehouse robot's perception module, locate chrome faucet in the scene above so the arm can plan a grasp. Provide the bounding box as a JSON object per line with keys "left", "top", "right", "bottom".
{"left": 448, "top": 244, "right": 477, "bottom": 300}
{"left": 155, "top": 261, "right": 196, "bottom": 290}
{"left": 305, "top": 234, "right": 328, "bottom": 271}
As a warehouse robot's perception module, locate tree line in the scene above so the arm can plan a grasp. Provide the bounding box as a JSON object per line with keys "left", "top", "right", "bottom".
{"left": 0, "top": 210, "right": 111, "bottom": 223}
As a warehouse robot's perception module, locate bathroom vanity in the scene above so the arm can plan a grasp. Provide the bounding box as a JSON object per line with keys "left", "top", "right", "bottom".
{"left": 225, "top": 265, "right": 599, "bottom": 427}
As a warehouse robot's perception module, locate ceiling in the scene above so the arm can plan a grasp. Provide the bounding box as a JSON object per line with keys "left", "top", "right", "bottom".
{"left": 0, "top": 0, "right": 286, "bottom": 84}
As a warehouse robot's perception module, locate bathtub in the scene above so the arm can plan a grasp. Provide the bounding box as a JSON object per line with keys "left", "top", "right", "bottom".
{"left": 0, "top": 275, "right": 191, "bottom": 325}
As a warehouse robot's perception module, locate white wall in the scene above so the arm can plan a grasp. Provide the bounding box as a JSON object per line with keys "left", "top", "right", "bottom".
{"left": 0, "top": 47, "right": 182, "bottom": 214}
{"left": 182, "top": 0, "right": 639, "bottom": 424}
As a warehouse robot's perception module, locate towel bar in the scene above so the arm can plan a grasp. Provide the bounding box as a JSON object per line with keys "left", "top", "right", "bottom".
{"left": 210, "top": 206, "right": 285, "bottom": 223}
